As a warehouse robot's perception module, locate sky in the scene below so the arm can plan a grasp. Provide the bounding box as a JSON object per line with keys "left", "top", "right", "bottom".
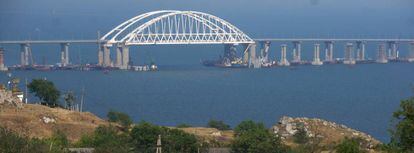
{"left": 0, "top": 0, "right": 413, "bottom": 40}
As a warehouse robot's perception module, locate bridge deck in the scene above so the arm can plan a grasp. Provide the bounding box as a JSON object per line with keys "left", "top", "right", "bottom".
{"left": 0, "top": 38, "right": 413, "bottom": 44}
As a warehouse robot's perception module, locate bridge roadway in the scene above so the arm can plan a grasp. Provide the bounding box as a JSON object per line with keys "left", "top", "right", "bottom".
{"left": 0, "top": 38, "right": 413, "bottom": 44}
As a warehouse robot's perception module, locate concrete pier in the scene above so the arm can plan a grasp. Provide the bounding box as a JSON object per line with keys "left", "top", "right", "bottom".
{"left": 292, "top": 41, "right": 302, "bottom": 63}
{"left": 102, "top": 44, "right": 111, "bottom": 67}
{"left": 121, "top": 45, "right": 129, "bottom": 69}
{"left": 20, "top": 43, "right": 30, "bottom": 66}
{"left": 260, "top": 41, "right": 270, "bottom": 64}
{"left": 60, "top": 43, "right": 69, "bottom": 66}
{"left": 279, "top": 44, "right": 290, "bottom": 66}
{"left": 356, "top": 41, "right": 365, "bottom": 61}
{"left": 116, "top": 44, "right": 123, "bottom": 68}
{"left": 98, "top": 45, "right": 104, "bottom": 66}
{"left": 377, "top": 43, "right": 388, "bottom": 63}
{"left": 344, "top": 43, "right": 355, "bottom": 65}
{"left": 312, "top": 44, "right": 323, "bottom": 65}
{"left": 249, "top": 43, "right": 257, "bottom": 68}
{"left": 324, "top": 41, "right": 334, "bottom": 62}
{"left": 387, "top": 41, "right": 398, "bottom": 60}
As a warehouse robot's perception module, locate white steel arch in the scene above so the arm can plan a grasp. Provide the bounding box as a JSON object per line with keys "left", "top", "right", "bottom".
{"left": 101, "top": 10, "right": 254, "bottom": 45}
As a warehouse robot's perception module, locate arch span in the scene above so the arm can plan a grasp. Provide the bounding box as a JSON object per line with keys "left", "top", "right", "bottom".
{"left": 101, "top": 10, "right": 254, "bottom": 45}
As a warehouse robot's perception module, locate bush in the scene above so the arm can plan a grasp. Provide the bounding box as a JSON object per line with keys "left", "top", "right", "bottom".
{"left": 130, "top": 121, "right": 201, "bottom": 153}
{"left": 0, "top": 126, "right": 49, "bottom": 153}
{"left": 107, "top": 110, "right": 133, "bottom": 129}
{"left": 232, "top": 120, "right": 290, "bottom": 153}
{"left": 207, "top": 119, "right": 231, "bottom": 130}
{"left": 336, "top": 138, "right": 366, "bottom": 153}
{"left": 76, "top": 125, "right": 131, "bottom": 153}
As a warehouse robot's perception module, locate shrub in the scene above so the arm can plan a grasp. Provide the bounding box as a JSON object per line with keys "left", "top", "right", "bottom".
{"left": 232, "top": 120, "right": 290, "bottom": 153}
{"left": 107, "top": 110, "right": 133, "bottom": 129}
{"left": 336, "top": 138, "right": 366, "bottom": 153}
{"left": 207, "top": 119, "right": 231, "bottom": 130}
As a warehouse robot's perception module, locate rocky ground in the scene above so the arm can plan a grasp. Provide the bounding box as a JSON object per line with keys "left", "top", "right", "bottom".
{"left": 273, "top": 116, "right": 382, "bottom": 152}
{"left": 0, "top": 103, "right": 108, "bottom": 141}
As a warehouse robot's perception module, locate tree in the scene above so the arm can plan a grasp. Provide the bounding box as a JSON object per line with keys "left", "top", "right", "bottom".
{"left": 207, "top": 119, "right": 231, "bottom": 130}
{"left": 130, "top": 121, "right": 201, "bottom": 153}
{"left": 389, "top": 97, "right": 414, "bottom": 152}
{"left": 336, "top": 138, "right": 366, "bottom": 153}
{"left": 107, "top": 110, "right": 133, "bottom": 129}
{"left": 76, "top": 125, "right": 131, "bottom": 153}
{"left": 231, "top": 120, "right": 290, "bottom": 153}
{"left": 27, "top": 79, "right": 60, "bottom": 107}
{"left": 46, "top": 130, "right": 69, "bottom": 153}
{"left": 63, "top": 91, "right": 76, "bottom": 110}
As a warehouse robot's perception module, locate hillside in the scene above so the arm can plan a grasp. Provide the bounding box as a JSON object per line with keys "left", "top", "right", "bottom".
{"left": 0, "top": 104, "right": 108, "bottom": 141}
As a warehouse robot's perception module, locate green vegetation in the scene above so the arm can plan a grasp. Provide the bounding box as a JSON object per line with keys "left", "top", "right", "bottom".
{"left": 130, "top": 121, "right": 201, "bottom": 153}
{"left": 63, "top": 91, "right": 76, "bottom": 109}
{"left": 28, "top": 79, "right": 60, "bottom": 107}
{"left": 232, "top": 120, "right": 289, "bottom": 153}
{"left": 336, "top": 138, "right": 366, "bottom": 153}
{"left": 107, "top": 110, "right": 133, "bottom": 129}
{"left": 207, "top": 119, "right": 231, "bottom": 130}
{"left": 383, "top": 97, "right": 414, "bottom": 152}
{"left": 0, "top": 126, "right": 68, "bottom": 153}
{"left": 76, "top": 125, "right": 131, "bottom": 153}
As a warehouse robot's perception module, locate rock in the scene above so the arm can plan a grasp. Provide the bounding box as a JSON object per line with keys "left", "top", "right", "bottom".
{"left": 42, "top": 116, "right": 56, "bottom": 124}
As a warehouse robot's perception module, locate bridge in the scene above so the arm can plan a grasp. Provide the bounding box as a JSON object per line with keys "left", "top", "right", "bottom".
{"left": 0, "top": 10, "right": 414, "bottom": 70}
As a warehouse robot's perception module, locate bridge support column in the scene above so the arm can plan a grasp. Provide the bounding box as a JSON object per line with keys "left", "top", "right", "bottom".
{"left": 279, "top": 44, "right": 290, "bottom": 66}
{"left": 312, "top": 44, "right": 323, "bottom": 65}
{"left": 60, "top": 43, "right": 69, "bottom": 67}
{"left": 292, "top": 41, "right": 301, "bottom": 63}
{"left": 20, "top": 43, "right": 30, "bottom": 66}
{"left": 356, "top": 41, "right": 365, "bottom": 61}
{"left": 259, "top": 41, "right": 270, "bottom": 64}
{"left": 121, "top": 45, "right": 129, "bottom": 70}
{"left": 377, "top": 43, "right": 388, "bottom": 63}
{"left": 103, "top": 44, "right": 112, "bottom": 67}
{"left": 248, "top": 43, "right": 257, "bottom": 68}
{"left": 344, "top": 43, "right": 355, "bottom": 65}
{"left": 242, "top": 44, "right": 250, "bottom": 65}
{"left": 387, "top": 41, "right": 398, "bottom": 60}
{"left": 116, "top": 44, "right": 123, "bottom": 68}
{"left": 324, "top": 41, "right": 334, "bottom": 62}
{"left": 98, "top": 45, "right": 104, "bottom": 66}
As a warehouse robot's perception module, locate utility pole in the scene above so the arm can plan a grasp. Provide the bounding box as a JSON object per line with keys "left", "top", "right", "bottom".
{"left": 25, "top": 78, "right": 28, "bottom": 104}
{"left": 80, "top": 86, "right": 85, "bottom": 112}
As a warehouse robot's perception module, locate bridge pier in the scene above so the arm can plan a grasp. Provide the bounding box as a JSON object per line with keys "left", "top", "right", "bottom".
{"left": 377, "top": 43, "right": 388, "bottom": 63}
{"left": 116, "top": 44, "right": 129, "bottom": 70}
{"left": 102, "top": 44, "right": 112, "bottom": 67}
{"left": 259, "top": 41, "right": 270, "bottom": 64}
{"left": 387, "top": 41, "right": 398, "bottom": 60}
{"left": 292, "top": 41, "right": 302, "bottom": 63}
{"left": 60, "top": 43, "right": 69, "bottom": 67}
{"left": 279, "top": 44, "right": 290, "bottom": 66}
{"left": 20, "top": 43, "right": 30, "bottom": 66}
{"left": 409, "top": 42, "right": 414, "bottom": 62}
{"left": 98, "top": 45, "right": 104, "bottom": 66}
{"left": 312, "top": 44, "right": 323, "bottom": 65}
{"left": 356, "top": 41, "right": 365, "bottom": 61}
{"left": 324, "top": 41, "right": 334, "bottom": 62}
{"left": 344, "top": 43, "right": 355, "bottom": 65}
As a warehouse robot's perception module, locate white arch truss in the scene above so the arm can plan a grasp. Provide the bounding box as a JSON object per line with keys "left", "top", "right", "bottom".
{"left": 101, "top": 10, "right": 254, "bottom": 45}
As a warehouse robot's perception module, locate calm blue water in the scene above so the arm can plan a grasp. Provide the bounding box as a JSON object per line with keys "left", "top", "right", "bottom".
{"left": 1, "top": 62, "right": 413, "bottom": 142}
